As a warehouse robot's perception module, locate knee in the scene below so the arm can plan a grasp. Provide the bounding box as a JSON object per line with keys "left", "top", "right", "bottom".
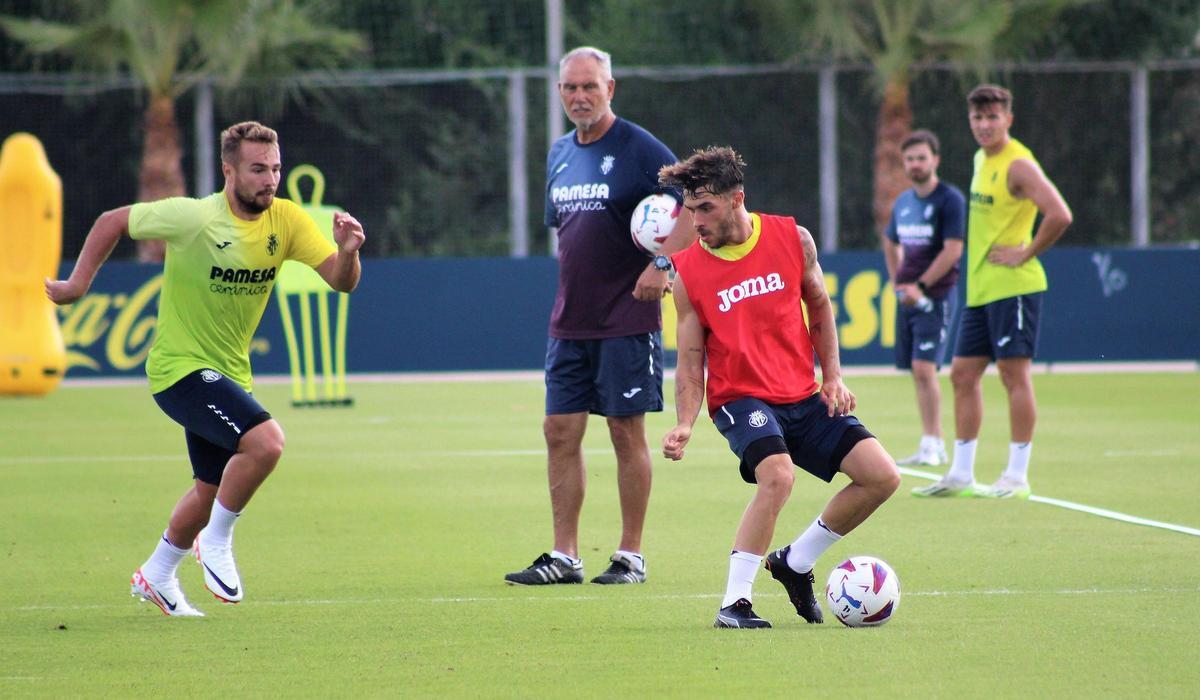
{"left": 755, "top": 459, "right": 794, "bottom": 502}
{"left": 543, "top": 416, "right": 577, "bottom": 452}
{"left": 243, "top": 421, "right": 285, "bottom": 466}
{"left": 997, "top": 365, "right": 1030, "bottom": 392}
{"left": 879, "top": 464, "right": 902, "bottom": 498}
{"left": 606, "top": 416, "right": 645, "bottom": 449}
{"left": 949, "top": 364, "right": 976, "bottom": 392}
{"left": 851, "top": 455, "right": 901, "bottom": 501}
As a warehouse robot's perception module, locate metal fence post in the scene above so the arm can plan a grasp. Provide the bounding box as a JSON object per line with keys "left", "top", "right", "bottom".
{"left": 194, "top": 79, "right": 214, "bottom": 198}
{"left": 819, "top": 64, "right": 839, "bottom": 253}
{"left": 1131, "top": 64, "right": 1150, "bottom": 247}
{"left": 546, "top": 0, "right": 563, "bottom": 256}
{"left": 508, "top": 70, "right": 529, "bottom": 257}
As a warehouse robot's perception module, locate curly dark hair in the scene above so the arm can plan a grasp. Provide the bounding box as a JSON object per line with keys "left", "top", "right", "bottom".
{"left": 658, "top": 145, "right": 746, "bottom": 197}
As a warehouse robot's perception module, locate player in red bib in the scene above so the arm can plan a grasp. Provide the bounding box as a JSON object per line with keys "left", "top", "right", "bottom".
{"left": 660, "top": 147, "right": 900, "bottom": 629}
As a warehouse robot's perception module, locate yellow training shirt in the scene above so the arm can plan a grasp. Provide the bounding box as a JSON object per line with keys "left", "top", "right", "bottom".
{"left": 966, "top": 138, "right": 1047, "bottom": 306}
{"left": 129, "top": 193, "right": 336, "bottom": 393}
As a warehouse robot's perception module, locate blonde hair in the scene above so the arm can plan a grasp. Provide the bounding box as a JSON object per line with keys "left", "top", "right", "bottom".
{"left": 220, "top": 121, "right": 278, "bottom": 164}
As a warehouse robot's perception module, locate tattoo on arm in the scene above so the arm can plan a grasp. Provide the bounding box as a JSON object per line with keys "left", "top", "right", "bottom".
{"left": 797, "top": 225, "right": 829, "bottom": 343}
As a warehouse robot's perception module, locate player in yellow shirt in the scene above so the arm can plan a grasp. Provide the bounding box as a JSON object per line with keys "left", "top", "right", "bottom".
{"left": 46, "top": 122, "right": 365, "bottom": 616}
{"left": 913, "top": 85, "right": 1072, "bottom": 500}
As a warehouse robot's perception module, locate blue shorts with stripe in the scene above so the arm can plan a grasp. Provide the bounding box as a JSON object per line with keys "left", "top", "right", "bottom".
{"left": 545, "top": 332, "right": 664, "bottom": 417}
{"left": 895, "top": 296, "right": 952, "bottom": 369}
{"left": 712, "top": 394, "right": 870, "bottom": 484}
{"left": 152, "top": 369, "right": 272, "bottom": 485}
{"left": 954, "top": 292, "right": 1042, "bottom": 360}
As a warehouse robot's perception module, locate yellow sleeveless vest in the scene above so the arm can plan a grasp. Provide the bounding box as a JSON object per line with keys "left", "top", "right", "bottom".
{"left": 966, "top": 138, "right": 1047, "bottom": 306}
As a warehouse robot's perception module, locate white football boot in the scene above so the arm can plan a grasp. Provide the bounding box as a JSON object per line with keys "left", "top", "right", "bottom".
{"left": 194, "top": 531, "right": 243, "bottom": 603}
{"left": 911, "top": 475, "right": 980, "bottom": 498}
{"left": 130, "top": 568, "right": 204, "bottom": 617}
{"left": 896, "top": 441, "right": 948, "bottom": 467}
{"left": 977, "top": 474, "right": 1032, "bottom": 500}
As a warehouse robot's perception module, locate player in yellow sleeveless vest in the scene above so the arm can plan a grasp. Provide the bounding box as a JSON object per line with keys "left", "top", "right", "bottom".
{"left": 913, "top": 85, "right": 1072, "bottom": 500}
{"left": 46, "top": 122, "right": 365, "bottom": 615}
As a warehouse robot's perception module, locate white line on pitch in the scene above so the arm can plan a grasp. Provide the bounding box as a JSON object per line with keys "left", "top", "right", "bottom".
{"left": 8, "top": 454, "right": 1196, "bottom": 537}
{"left": 1102, "top": 449, "right": 1179, "bottom": 457}
{"left": 0, "top": 454, "right": 178, "bottom": 465}
{"left": 899, "top": 467, "right": 1200, "bottom": 537}
{"left": 12, "top": 585, "right": 1199, "bottom": 612}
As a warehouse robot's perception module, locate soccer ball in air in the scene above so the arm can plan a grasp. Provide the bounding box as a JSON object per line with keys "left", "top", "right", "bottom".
{"left": 630, "top": 193, "right": 681, "bottom": 255}
{"left": 825, "top": 556, "right": 901, "bottom": 627}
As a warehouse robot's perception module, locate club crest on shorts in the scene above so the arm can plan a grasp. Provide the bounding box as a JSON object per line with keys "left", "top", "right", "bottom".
{"left": 748, "top": 410, "right": 768, "bottom": 428}
{"left": 200, "top": 369, "right": 222, "bottom": 383}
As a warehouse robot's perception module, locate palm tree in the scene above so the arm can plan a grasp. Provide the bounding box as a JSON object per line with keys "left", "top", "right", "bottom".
{"left": 759, "top": 0, "right": 1085, "bottom": 237}
{"left": 0, "top": 0, "right": 364, "bottom": 261}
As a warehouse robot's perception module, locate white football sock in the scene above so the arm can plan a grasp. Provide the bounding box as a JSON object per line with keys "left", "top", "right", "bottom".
{"left": 920, "top": 435, "right": 942, "bottom": 451}
{"left": 946, "top": 439, "right": 978, "bottom": 483}
{"left": 550, "top": 550, "right": 580, "bottom": 565}
{"left": 1003, "top": 442, "right": 1032, "bottom": 481}
{"left": 202, "top": 499, "right": 240, "bottom": 544}
{"left": 721, "top": 551, "right": 762, "bottom": 608}
{"left": 141, "top": 531, "right": 190, "bottom": 583}
{"left": 786, "top": 518, "right": 842, "bottom": 573}
{"left": 614, "top": 549, "right": 644, "bottom": 570}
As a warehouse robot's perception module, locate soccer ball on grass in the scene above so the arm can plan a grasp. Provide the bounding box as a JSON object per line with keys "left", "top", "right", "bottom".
{"left": 825, "top": 555, "right": 901, "bottom": 627}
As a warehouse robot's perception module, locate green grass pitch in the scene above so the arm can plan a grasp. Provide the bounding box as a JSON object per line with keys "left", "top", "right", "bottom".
{"left": 2, "top": 371, "right": 1198, "bottom": 697}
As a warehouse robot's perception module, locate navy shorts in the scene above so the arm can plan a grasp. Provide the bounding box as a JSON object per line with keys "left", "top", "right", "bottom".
{"left": 954, "top": 293, "right": 1042, "bottom": 360}
{"left": 152, "top": 369, "right": 272, "bottom": 485}
{"left": 545, "top": 333, "right": 664, "bottom": 417}
{"left": 895, "top": 297, "right": 952, "bottom": 369}
{"left": 713, "top": 395, "right": 873, "bottom": 484}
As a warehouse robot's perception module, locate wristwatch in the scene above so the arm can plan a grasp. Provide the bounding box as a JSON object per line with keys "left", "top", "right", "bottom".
{"left": 653, "top": 255, "right": 673, "bottom": 272}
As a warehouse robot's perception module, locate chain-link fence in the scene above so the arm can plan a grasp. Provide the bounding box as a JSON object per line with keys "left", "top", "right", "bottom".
{"left": 3, "top": 59, "right": 1198, "bottom": 260}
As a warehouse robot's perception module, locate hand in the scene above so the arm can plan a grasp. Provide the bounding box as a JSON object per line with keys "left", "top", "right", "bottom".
{"left": 987, "top": 243, "right": 1028, "bottom": 267}
{"left": 632, "top": 264, "right": 670, "bottom": 301}
{"left": 45, "top": 277, "right": 87, "bottom": 305}
{"left": 662, "top": 424, "right": 693, "bottom": 461}
{"left": 332, "top": 212, "right": 365, "bottom": 253}
{"left": 819, "top": 377, "right": 856, "bottom": 417}
{"left": 894, "top": 283, "right": 920, "bottom": 307}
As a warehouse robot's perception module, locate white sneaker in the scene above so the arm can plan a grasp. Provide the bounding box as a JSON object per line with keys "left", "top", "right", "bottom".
{"left": 911, "top": 476, "right": 979, "bottom": 498}
{"left": 130, "top": 568, "right": 204, "bottom": 617}
{"left": 896, "top": 445, "right": 948, "bottom": 467}
{"left": 194, "top": 532, "right": 243, "bottom": 603}
{"left": 978, "top": 475, "right": 1031, "bottom": 500}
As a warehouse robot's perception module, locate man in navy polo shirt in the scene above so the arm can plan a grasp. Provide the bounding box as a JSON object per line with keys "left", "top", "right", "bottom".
{"left": 504, "top": 46, "right": 695, "bottom": 586}
{"left": 881, "top": 130, "right": 965, "bottom": 469}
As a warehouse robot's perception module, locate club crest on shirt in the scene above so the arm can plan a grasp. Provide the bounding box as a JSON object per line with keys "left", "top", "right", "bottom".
{"left": 924, "top": 204, "right": 934, "bottom": 220}
{"left": 600, "top": 155, "right": 614, "bottom": 175}
{"left": 267, "top": 233, "right": 279, "bottom": 256}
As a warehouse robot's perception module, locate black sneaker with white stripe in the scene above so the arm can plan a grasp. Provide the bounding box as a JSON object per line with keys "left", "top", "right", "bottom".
{"left": 504, "top": 553, "right": 584, "bottom": 585}
{"left": 713, "top": 598, "right": 771, "bottom": 629}
{"left": 590, "top": 552, "right": 646, "bottom": 584}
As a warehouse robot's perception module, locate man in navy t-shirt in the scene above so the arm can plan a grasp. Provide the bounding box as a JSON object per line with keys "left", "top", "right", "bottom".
{"left": 881, "top": 130, "right": 965, "bottom": 469}
{"left": 505, "top": 46, "right": 695, "bottom": 587}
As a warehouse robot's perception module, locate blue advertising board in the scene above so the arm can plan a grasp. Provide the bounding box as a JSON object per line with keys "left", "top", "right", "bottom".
{"left": 52, "top": 247, "right": 1198, "bottom": 380}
